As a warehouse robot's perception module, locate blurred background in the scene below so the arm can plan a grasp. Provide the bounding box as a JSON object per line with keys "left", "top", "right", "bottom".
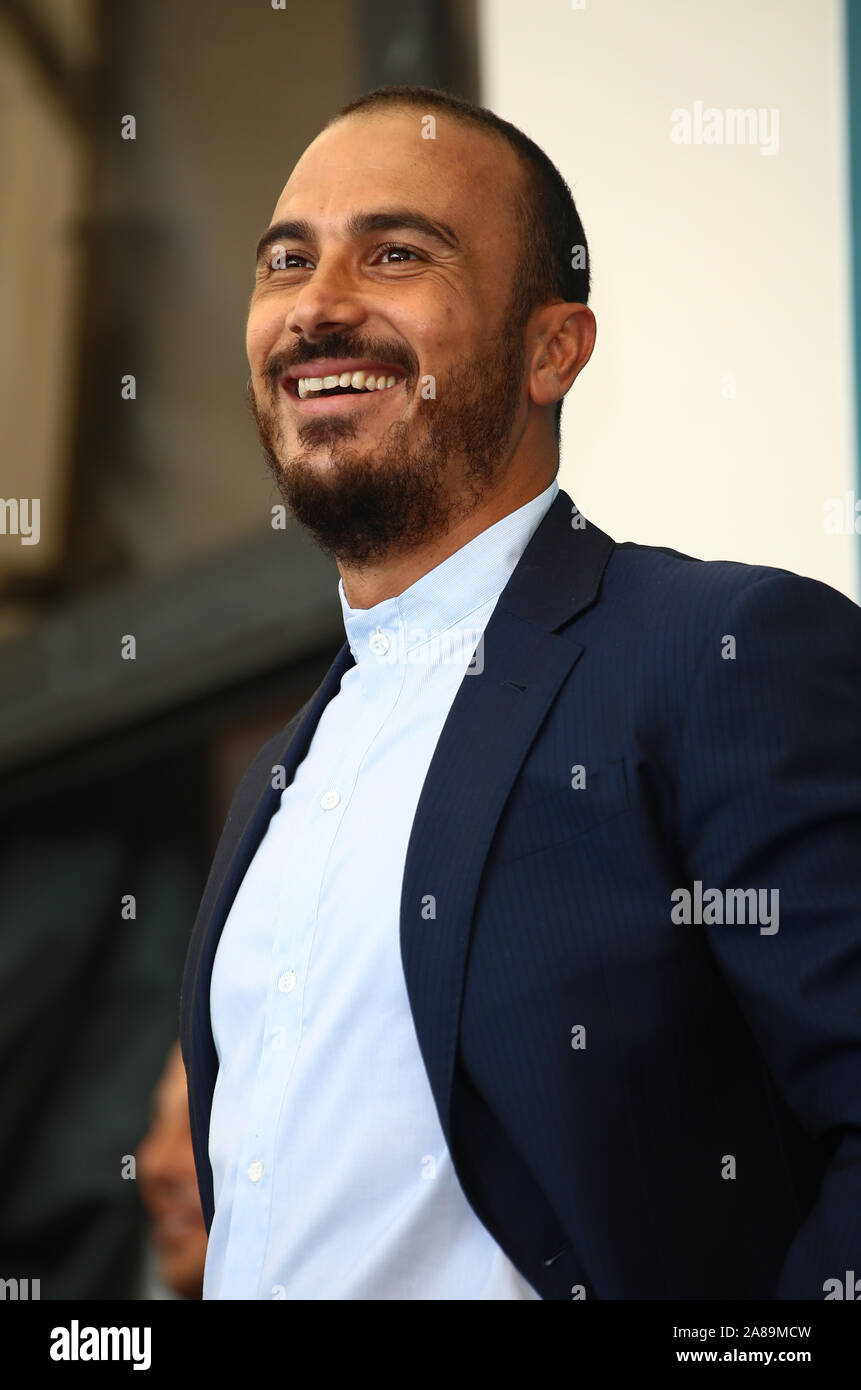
{"left": 0, "top": 0, "right": 858, "bottom": 1298}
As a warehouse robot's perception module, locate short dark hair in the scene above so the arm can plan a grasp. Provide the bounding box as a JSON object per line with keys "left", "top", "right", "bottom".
{"left": 329, "top": 86, "right": 590, "bottom": 448}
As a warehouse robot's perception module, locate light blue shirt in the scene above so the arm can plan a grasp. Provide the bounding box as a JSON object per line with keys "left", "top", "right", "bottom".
{"left": 204, "top": 478, "right": 558, "bottom": 1299}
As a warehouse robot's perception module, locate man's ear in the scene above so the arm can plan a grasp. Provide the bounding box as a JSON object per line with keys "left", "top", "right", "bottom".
{"left": 529, "top": 303, "right": 596, "bottom": 407}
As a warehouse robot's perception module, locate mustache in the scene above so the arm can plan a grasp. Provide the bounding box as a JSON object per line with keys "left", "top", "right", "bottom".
{"left": 262, "top": 334, "right": 418, "bottom": 385}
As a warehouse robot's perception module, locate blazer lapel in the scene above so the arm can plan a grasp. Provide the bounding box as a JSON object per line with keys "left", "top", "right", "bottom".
{"left": 399, "top": 490, "right": 614, "bottom": 1147}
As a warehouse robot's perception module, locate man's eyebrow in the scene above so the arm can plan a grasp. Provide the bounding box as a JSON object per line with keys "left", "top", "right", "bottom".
{"left": 254, "top": 209, "right": 460, "bottom": 266}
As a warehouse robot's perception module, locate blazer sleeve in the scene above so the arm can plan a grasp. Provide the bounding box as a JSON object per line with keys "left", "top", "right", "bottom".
{"left": 674, "top": 568, "right": 861, "bottom": 1299}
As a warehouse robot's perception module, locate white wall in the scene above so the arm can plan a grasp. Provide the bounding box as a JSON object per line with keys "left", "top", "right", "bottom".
{"left": 479, "top": 0, "right": 859, "bottom": 599}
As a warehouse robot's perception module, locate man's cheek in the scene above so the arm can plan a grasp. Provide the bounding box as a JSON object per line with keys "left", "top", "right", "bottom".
{"left": 245, "top": 313, "right": 276, "bottom": 374}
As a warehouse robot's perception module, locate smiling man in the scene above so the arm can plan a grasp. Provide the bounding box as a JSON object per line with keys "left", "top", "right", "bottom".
{"left": 243, "top": 96, "right": 593, "bottom": 599}
{"left": 180, "top": 86, "right": 861, "bottom": 1301}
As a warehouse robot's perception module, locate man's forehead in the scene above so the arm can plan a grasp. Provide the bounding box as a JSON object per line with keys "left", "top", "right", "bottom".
{"left": 271, "top": 110, "right": 517, "bottom": 230}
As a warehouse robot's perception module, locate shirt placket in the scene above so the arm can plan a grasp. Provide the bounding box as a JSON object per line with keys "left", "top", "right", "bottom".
{"left": 222, "top": 655, "right": 401, "bottom": 1298}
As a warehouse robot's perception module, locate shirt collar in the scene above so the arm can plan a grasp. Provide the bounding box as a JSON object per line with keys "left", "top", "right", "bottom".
{"left": 338, "top": 478, "right": 559, "bottom": 668}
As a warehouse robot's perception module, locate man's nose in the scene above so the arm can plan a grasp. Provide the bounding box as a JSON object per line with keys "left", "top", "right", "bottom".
{"left": 287, "top": 252, "right": 365, "bottom": 341}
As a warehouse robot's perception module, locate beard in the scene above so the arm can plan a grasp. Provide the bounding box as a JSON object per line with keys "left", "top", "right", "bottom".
{"left": 246, "top": 302, "right": 530, "bottom": 569}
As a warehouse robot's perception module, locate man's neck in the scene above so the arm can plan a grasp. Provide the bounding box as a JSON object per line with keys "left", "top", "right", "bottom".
{"left": 338, "top": 471, "right": 557, "bottom": 610}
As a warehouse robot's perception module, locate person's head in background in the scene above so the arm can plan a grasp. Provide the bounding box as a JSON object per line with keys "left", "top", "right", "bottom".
{"left": 136, "top": 1041, "right": 207, "bottom": 1299}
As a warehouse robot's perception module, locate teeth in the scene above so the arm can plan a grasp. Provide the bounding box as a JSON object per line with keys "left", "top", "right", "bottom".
{"left": 294, "top": 368, "right": 403, "bottom": 397}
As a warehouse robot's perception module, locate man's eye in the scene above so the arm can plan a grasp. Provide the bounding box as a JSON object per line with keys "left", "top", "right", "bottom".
{"left": 266, "top": 250, "right": 306, "bottom": 271}
{"left": 377, "top": 243, "right": 420, "bottom": 263}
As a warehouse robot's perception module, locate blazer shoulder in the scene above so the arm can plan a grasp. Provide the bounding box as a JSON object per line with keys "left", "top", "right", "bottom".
{"left": 602, "top": 536, "right": 859, "bottom": 629}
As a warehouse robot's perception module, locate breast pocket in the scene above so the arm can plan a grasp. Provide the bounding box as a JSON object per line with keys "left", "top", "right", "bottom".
{"left": 492, "top": 757, "right": 630, "bottom": 865}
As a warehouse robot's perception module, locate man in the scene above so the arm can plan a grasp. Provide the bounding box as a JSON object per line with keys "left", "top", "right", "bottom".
{"left": 180, "top": 85, "right": 861, "bottom": 1300}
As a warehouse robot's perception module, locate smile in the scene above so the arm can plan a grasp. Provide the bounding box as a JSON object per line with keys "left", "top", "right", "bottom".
{"left": 297, "top": 368, "right": 402, "bottom": 399}
{"left": 281, "top": 366, "right": 406, "bottom": 412}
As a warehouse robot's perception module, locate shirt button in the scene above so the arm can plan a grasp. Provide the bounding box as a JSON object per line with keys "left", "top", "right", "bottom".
{"left": 369, "top": 628, "right": 390, "bottom": 655}
{"left": 277, "top": 970, "right": 297, "bottom": 994}
{"left": 247, "top": 1160, "right": 264, "bottom": 1182}
{"left": 320, "top": 789, "right": 340, "bottom": 809}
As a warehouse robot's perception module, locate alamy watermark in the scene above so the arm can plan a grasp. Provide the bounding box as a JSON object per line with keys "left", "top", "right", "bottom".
{"left": 366, "top": 622, "right": 484, "bottom": 673}
{"left": 0, "top": 1276, "right": 40, "bottom": 1299}
{"left": 671, "top": 102, "right": 779, "bottom": 156}
{"left": 671, "top": 880, "right": 779, "bottom": 934}
{"left": 0, "top": 497, "right": 40, "bottom": 545}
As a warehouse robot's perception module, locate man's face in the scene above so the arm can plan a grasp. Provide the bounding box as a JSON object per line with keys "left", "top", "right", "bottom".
{"left": 245, "top": 107, "right": 534, "bottom": 567}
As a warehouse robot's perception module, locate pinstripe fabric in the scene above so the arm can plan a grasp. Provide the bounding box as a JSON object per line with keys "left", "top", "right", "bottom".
{"left": 181, "top": 488, "right": 861, "bottom": 1299}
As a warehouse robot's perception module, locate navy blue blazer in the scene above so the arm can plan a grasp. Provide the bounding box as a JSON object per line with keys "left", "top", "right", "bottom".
{"left": 180, "top": 487, "right": 861, "bottom": 1299}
